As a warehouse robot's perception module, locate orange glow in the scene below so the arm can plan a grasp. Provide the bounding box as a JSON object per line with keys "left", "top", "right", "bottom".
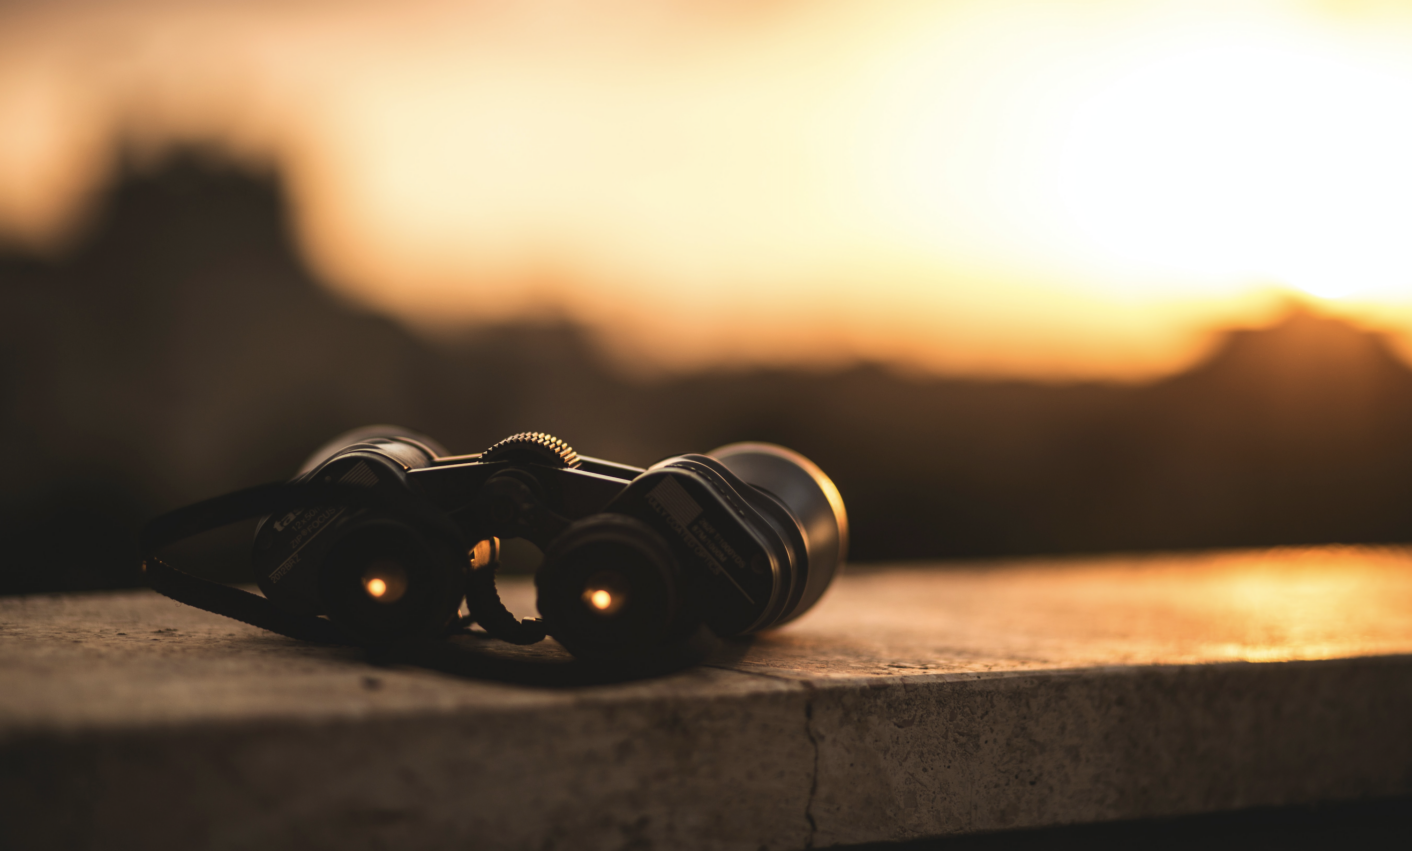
{"left": 7, "top": 2, "right": 1412, "bottom": 377}
{"left": 365, "top": 577, "right": 388, "bottom": 599}
{"left": 589, "top": 589, "right": 613, "bottom": 611}
{"left": 776, "top": 545, "right": 1412, "bottom": 671}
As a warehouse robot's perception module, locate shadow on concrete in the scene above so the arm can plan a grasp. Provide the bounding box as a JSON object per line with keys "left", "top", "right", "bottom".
{"left": 367, "top": 630, "right": 755, "bottom": 687}
{"left": 847, "top": 796, "right": 1412, "bottom": 851}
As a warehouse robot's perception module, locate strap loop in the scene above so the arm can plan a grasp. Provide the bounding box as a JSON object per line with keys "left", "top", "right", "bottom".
{"left": 465, "top": 537, "right": 548, "bottom": 645}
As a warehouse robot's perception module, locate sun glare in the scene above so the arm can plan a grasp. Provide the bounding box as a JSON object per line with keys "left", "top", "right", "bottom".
{"left": 1056, "top": 27, "right": 1412, "bottom": 303}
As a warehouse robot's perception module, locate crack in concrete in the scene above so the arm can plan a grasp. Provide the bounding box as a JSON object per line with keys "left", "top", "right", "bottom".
{"left": 803, "top": 687, "right": 820, "bottom": 849}
{"left": 703, "top": 664, "right": 822, "bottom": 847}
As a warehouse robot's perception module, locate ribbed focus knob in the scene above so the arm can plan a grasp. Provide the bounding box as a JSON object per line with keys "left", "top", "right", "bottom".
{"left": 480, "top": 432, "right": 581, "bottom": 469}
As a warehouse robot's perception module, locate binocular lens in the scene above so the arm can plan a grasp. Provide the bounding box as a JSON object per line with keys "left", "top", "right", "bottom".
{"left": 318, "top": 520, "right": 464, "bottom": 645}
{"left": 537, "top": 515, "right": 682, "bottom": 659}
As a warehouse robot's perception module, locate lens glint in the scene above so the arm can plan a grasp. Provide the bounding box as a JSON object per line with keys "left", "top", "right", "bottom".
{"left": 581, "top": 570, "right": 629, "bottom": 616}
{"left": 362, "top": 560, "right": 408, "bottom": 604}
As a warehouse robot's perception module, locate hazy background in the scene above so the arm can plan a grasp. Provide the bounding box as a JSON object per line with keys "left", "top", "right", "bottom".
{"left": 6, "top": 0, "right": 1412, "bottom": 593}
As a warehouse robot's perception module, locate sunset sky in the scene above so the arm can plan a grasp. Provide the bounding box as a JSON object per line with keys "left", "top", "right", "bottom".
{"left": 4, "top": 0, "right": 1412, "bottom": 378}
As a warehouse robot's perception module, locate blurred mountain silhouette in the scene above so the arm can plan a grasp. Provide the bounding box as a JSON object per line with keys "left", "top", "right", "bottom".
{"left": 5, "top": 149, "right": 1412, "bottom": 594}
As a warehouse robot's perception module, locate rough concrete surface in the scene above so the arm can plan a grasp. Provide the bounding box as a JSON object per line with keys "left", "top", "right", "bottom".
{"left": 2, "top": 546, "right": 1411, "bottom": 850}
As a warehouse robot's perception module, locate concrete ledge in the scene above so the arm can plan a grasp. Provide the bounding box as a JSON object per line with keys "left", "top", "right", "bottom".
{"left": 3, "top": 547, "right": 1412, "bottom": 850}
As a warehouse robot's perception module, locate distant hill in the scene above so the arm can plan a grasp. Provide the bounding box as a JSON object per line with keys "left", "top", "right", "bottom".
{"left": 5, "top": 151, "right": 1412, "bottom": 593}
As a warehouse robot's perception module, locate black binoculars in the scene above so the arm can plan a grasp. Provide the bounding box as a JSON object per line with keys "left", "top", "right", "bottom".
{"left": 142, "top": 428, "right": 847, "bottom": 663}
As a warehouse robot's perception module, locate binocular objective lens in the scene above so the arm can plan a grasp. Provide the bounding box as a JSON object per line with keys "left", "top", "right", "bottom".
{"left": 537, "top": 515, "right": 684, "bottom": 660}
{"left": 362, "top": 560, "right": 408, "bottom": 604}
{"left": 316, "top": 519, "right": 465, "bottom": 644}
{"left": 581, "top": 570, "right": 629, "bottom": 616}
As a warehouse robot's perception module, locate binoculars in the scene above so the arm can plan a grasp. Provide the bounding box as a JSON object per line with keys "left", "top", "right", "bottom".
{"left": 142, "top": 428, "right": 848, "bottom": 663}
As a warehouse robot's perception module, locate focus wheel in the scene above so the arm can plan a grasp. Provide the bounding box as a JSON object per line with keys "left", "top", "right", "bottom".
{"left": 481, "top": 432, "right": 581, "bottom": 469}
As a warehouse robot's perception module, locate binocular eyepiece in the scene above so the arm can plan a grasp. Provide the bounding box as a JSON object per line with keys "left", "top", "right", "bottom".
{"left": 143, "top": 428, "right": 848, "bottom": 664}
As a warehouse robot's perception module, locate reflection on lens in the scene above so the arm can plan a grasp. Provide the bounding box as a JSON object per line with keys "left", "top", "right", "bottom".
{"left": 362, "top": 560, "right": 408, "bottom": 604}
{"left": 581, "top": 570, "right": 628, "bottom": 616}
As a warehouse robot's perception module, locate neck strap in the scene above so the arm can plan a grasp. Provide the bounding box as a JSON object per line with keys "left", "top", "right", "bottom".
{"left": 141, "top": 481, "right": 442, "bottom": 645}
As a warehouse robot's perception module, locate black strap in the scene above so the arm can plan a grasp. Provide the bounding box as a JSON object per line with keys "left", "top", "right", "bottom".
{"left": 140, "top": 481, "right": 442, "bottom": 646}
{"left": 143, "top": 555, "right": 354, "bottom": 644}
{"left": 141, "top": 480, "right": 422, "bottom": 554}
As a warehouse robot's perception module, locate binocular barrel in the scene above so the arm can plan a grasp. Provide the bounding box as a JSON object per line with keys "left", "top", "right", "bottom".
{"left": 708, "top": 443, "right": 849, "bottom": 626}
{"left": 535, "top": 443, "right": 849, "bottom": 660}
{"left": 252, "top": 428, "right": 469, "bottom": 646}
